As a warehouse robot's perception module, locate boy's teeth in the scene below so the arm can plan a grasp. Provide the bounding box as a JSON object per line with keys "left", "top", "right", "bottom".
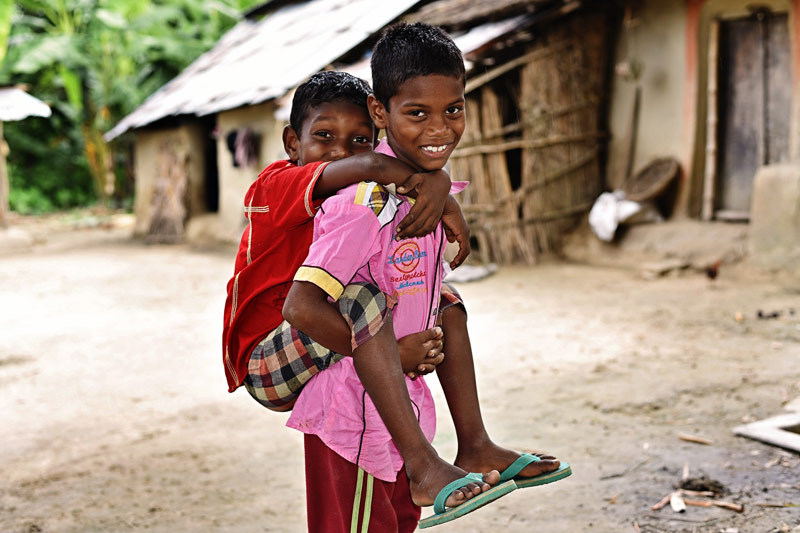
{"left": 422, "top": 145, "right": 446, "bottom": 153}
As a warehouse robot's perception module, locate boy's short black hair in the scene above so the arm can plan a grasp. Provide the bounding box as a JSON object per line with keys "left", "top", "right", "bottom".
{"left": 289, "top": 71, "right": 372, "bottom": 136}
{"left": 371, "top": 22, "right": 465, "bottom": 108}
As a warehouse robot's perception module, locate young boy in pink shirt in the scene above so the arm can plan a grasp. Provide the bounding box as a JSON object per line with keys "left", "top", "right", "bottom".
{"left": 284, "top": 23, "right": 570, "bottom": 531}
{"left": 224, "top": 70, "right": 506, "bottom": 528}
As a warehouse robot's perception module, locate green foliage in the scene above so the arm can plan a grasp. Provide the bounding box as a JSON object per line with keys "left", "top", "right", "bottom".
{"left": 0, "top": 1, "right": 14, "bottom": 65}
{"left": 1, "top": 0, "right": 263, "bottom": 214}
{"left": 5, "top": 116, "right": 96, "bottom": 213}
{"left": 9, "top": 187, "right": 55, "bottom": 214}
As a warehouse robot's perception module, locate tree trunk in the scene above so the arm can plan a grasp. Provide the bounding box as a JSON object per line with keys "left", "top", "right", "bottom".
{"left": 82, "top": 120, "right": 114, "bottom": 204}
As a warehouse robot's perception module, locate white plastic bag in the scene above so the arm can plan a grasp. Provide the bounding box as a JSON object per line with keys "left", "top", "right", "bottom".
{"left": 588, "top": 190, "right": 663, "bottom": 242}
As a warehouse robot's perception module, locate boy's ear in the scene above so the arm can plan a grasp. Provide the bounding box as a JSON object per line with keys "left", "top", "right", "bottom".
{"left": 282, "top": 124, "right": 300, "bottom": 162}
{"left": 367, "top": 94, "right": 388, "bottom": 130}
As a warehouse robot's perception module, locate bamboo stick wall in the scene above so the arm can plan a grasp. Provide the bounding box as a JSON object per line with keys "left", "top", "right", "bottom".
{"left": 451, "top": 12, "right": 609, "bottom": 265}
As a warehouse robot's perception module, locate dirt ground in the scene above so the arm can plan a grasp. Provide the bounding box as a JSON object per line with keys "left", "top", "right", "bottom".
{"left": 1, "top": 215, "right": 799, "bottom": 533}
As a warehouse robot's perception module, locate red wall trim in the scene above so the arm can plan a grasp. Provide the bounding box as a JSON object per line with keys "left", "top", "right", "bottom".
{"left": 682, "top": 0, "right": 705, "bottom": 204}
{"left": 794, "top": 0, "right": 800, "bottom": 90}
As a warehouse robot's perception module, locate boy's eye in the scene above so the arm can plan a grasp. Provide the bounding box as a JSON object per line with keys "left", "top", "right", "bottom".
{"left": 353, "top": 135, "right": 371, "bottom": 144}
{"left": 446, "top": 106, "right": 464, "bottom": 115}
{"left": 408, "top": 109, "right": 426, "bottom": 119}
{"left": 313, "top": 131, "right": 332, "bottom": 139}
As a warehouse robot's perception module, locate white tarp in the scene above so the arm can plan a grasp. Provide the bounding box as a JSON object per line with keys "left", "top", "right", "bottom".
{"left": 0, "top": 87, "right": 51, "bottom": 122}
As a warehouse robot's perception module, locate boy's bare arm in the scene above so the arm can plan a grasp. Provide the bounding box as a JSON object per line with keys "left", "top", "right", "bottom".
{"left": 312, "top": 152, "right": 414, "bottom": 199}
{"left": 311, "top": 152, "right": 450, "bottom": 239}
{"left": 283, "top": 281, "right": 354, "bottom": 357}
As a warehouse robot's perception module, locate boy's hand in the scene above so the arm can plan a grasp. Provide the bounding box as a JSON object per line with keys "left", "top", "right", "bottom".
{"left": 441, "top": 196, "right": 471, "bottom": 269}
{"left": 397, "top": 327, "right": 444, "bottom": 379}
{"left": 395, "top": 169, "right": 451, "bottom": 239}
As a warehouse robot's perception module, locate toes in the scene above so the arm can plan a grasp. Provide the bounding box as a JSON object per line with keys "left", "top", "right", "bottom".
{"left": 482, "top": 469, "right": 500, "bottom": 485}
{"left": 522, "top": 459, "right": 560, "bottom": 476}
{"left": 444, "top": 479, "right": 492, "bottom": 508}
{"left": 444, "top": 487, "right": 468, "bottom": 508}
{"left": 460, "top": 484, "right": 480, "bottom": 499}
{"left": 461, "top": 483, "right": 484, "bottom": 498}
{"left": 468, "top": 483, "right": 484, "bottom": 496}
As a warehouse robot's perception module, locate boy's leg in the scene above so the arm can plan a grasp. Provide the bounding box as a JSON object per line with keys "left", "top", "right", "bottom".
{"left": 436, "top": 283, "right": 561, "bottom": 478}
{"left": 338, "top": 283, "right": 500, "bottom": 508}
{"left": 246, "top": 283, "right": 498, "bottom": 507}
{"left": 304, "top": 434, "right": 420, "bottom": 533}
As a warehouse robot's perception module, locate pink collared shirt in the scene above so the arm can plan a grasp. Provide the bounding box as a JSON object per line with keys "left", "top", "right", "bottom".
{"left": 287, "top": 141, "right": 466, "bottom": 481}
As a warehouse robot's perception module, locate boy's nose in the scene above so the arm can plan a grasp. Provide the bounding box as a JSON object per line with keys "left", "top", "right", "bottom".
{"left": 329, "top": 143, "right": 351, "bottom": 161}
{"left": 426, "top": 117, "right": 448, "bottom": 137}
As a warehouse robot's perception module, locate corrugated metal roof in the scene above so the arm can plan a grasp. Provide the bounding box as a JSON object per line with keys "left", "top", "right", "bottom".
{"left": 279, "top": 14, "right": 530, "bottom": 109}
{"left": 0, "top": 87, "right": 51, "bottom": 122}
{"left": 105, "top": 0, "right": 422, "bottom": 140}
{"left": 273, "top": 13, "right": 533, "bottom": 120}
{"left": 413, "top": 0, "right": 558, "bottom": 30}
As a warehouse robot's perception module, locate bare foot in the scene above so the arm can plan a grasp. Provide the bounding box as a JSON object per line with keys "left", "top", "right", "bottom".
{"left": 397, "top": 327, "right": 444, "bottom": 377}
{"left": 455, "top": 439, "right": 560, "bottom": 480}
{"left": 405, "top": 455, "right": 500, "bottom": 508}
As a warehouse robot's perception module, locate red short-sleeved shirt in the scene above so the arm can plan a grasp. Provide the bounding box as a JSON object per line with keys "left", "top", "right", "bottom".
{"left": 222, "top": 159, "right": 329, "bottom": 392}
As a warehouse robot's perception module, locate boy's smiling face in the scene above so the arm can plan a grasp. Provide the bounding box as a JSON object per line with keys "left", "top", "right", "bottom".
{"left": 368, "top": 75, "right": 465, "bottom": 172}
{"left": 283, "top": 100, "right": 375, "bottom": 166}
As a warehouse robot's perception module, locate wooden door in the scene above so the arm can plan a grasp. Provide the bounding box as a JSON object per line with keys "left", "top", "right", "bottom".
{"left": 716, "top": 11, "right": 791, "bottom": 220}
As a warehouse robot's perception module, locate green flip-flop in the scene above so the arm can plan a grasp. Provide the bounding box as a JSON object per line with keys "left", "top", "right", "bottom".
{"left": 417, "top": 474, "right": 517, "bottom": 529}
{"left": 499, "top": 453, "right": 572, "bottom": 489}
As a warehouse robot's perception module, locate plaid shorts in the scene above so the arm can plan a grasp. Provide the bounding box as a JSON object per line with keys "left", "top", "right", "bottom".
{"left": 244, "top": 283, "right": 393, "bottom": 410}
{"left": 244, "top": 281, "right": 465, "bottom": 411}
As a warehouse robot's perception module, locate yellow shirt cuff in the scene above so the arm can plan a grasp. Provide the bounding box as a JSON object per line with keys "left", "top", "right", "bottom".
{"left": 294, "top": 266, "right": 344, "bottom": 300}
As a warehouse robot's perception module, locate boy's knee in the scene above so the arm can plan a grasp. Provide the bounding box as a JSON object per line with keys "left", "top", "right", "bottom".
{"left": 442, "top": 299, "right": 466, "bottom": 316}
{"left": 244, "top": 381, "right": 299, "bottom": 412}
{"left": 264, "top": 398, "right": 297, "bottom": 412}
{"left": 338, "top": 282, "right": 388, "bottom": 317}
{"left": 338, "top": 283, "right": 395, "bottom": 350}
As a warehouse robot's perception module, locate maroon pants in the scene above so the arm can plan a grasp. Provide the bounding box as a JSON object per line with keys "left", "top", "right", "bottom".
{"left": 304, "top": 434, "right": 420, "bottom": 532}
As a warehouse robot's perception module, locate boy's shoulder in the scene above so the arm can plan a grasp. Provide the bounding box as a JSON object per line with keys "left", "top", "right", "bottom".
{"left": 257, "top": 159, "right": 294, "bottom": 180}
{"left": 246, "top": 160, "right": 293, "bottom": 196}
{"left": 324, "top": 181, "right": 403, "bottom": 228}
{"left": 252, "top": 159, "right": 327, "bottom": 186}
